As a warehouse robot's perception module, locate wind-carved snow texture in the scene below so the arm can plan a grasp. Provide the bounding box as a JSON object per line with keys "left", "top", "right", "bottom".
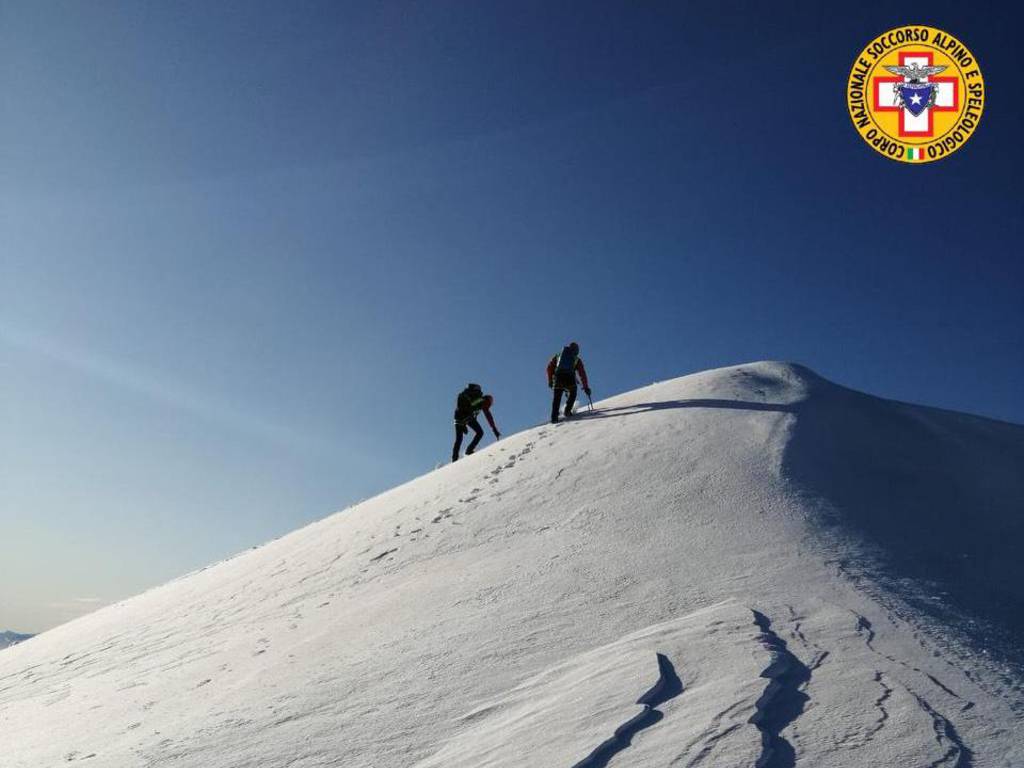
{"left": 913, "top": 691, "right": 974, "bottom": 768}
{"left": 849, "top": 611, "right": 975, "bottom": 768}
{"left": 570, "top": 653, "right": 683, "bottom": 768}
{"left": 867, "top": 671, "right": 892, "bottom": 742}
{"left": 409, "top": 602, "right": 768, "bottom": 768}
{"left": 749, "top": 610, "right": 811, "bottom": 768}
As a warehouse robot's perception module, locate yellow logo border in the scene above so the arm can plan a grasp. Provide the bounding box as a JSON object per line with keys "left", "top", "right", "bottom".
{"left": 847, "top": 25, "right": 984, "bottom": 164}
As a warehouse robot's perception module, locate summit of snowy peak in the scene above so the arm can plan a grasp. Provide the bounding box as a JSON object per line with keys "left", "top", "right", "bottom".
{"left": 2, "top": 362, "right": 1022, "bottom": 768}
{"left": 601, "top": 360, "right": 828, "bottom": 410}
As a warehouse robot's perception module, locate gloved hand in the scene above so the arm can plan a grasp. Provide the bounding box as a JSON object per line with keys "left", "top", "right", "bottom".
{"left": 584, "top": 387, "right": 592, "bottom": 397}
{"left": 548, "top": 380, "right": 554, "bottom": 389}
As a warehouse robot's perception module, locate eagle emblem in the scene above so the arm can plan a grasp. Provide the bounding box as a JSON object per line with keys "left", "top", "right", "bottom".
{"left": 884, "top": 63, "right": 948, "bottom": 117}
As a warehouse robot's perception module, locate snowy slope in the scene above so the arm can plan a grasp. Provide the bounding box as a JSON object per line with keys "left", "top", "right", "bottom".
{"left": 1, "top": 361, "right": 1021, "bottom": 767}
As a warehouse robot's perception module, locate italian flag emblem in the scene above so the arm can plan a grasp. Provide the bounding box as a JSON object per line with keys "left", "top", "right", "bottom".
{"left": 906, "top": 147, "right": 925, "bottom": 161}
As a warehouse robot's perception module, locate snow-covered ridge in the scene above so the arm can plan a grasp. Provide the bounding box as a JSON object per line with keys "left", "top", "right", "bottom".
{"left": 1, "top": 361, "right": 1021, "bottom": 767}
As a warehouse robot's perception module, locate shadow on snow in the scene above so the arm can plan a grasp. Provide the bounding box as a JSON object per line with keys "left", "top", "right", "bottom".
{"left": 576, "top": 399, "right": 796, "bottom": 419}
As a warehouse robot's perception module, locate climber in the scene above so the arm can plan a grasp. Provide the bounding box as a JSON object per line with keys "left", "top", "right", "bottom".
{"left": 546, "top": 342, "right": 591, "bottom": 423}
{"left": 452, "top": 383, "right": 500, "bottom": 462}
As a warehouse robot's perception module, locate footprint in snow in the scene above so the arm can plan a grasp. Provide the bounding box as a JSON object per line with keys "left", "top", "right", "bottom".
{"left": 431, "top": 508, "right": 454, "bottom": 523}
{"left": 369, "top": 547, "right": 398, "bottom": 562}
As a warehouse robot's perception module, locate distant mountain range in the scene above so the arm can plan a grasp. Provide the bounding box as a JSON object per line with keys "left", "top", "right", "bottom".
{"left": 0, "top": 631, "right": 34, "bottom": 650}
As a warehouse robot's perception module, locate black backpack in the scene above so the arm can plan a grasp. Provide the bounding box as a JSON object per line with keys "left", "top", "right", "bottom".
{"left": 555, "top": 346, "right": 577, "bottom": 376}
{"left": 456, "top": 383, "right": 482, "bottom": 413}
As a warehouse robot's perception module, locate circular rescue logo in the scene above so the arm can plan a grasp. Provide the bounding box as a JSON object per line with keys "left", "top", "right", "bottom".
{"left": 847, "top": 26, "right": 984, "bottom": 163}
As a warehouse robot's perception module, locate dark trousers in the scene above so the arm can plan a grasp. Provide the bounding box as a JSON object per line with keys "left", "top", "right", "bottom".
{"left": 452, "top": 416, "right": 484, "bottom": 461}
{"left": 551, "top": 373, "right": 577, "bottom": 423}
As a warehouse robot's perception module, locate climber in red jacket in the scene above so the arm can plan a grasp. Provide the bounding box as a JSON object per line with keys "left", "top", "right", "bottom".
{"left": 546, "top": 342, "right": 591, "bottom": 423}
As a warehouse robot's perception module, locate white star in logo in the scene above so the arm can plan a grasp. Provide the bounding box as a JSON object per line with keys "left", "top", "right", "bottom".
{"left": 910, "top": 93, "right": 923, "bottom": 105}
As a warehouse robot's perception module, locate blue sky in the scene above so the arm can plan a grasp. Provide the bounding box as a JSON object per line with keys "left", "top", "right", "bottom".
{"left": 2, "top": 1, "right": 1021, "bottom": 632}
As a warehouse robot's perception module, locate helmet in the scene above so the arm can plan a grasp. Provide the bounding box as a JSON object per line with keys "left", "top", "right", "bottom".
{"left": 568, "top": 341, "right": 580, "bottom": 353}
{"left": 467, "top": 382, "right": 482, "bottom": 392}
